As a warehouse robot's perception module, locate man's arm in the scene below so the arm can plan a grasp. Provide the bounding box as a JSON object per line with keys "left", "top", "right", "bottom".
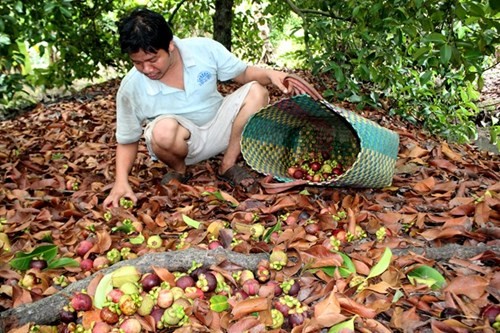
{"left": 233, "top": 66, "right": 289, "bottom": 93}
{"left": 103, "top": 142, "right": 139, "bottom": 208}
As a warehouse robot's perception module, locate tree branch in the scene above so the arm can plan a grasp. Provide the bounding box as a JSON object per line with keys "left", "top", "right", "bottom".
{"left": 392, "top": 243, "right": 500, "bottom": 261}
{"left": 0, "top": 248, "right": 268, "bottom": 332}
{"left": 167, "top": 0, "right": 189, "bottom": 27}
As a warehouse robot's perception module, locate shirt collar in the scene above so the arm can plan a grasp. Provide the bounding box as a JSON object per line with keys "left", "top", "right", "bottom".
{"left": 144, "top": 36, "right": 195, "bottom": 96}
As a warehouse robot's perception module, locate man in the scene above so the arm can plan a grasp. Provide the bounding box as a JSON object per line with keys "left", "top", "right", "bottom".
{"left": 103, "top": 7, "right": 305, "bottom": 208}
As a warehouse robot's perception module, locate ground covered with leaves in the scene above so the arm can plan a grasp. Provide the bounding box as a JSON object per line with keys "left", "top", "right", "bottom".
{"left": 0, "top": 74, "right": 499, "bottom": 333}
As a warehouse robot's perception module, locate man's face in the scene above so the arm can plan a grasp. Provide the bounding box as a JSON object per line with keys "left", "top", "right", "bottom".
{"left": 129, "top": 44, "right": 173, "bottom": 81}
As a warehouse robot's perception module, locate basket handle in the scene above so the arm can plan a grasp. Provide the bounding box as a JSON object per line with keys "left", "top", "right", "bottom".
{"left": 283, "top": 74, "right": 323, "bottom": 101}
{"left": 259, "top": 175, "right": 309, "bottom": 194}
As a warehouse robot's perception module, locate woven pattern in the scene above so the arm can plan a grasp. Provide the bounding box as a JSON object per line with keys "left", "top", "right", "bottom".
{"left": 241, "top": 95, "right": 399, "bottom": 188}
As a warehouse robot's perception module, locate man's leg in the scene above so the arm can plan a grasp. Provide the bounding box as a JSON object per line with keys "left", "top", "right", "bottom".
{"left": 220, "top": 83, "right": 269, "bottom": 175}
{"left": 150, "top": 117, "right": 190, "bottom": 174}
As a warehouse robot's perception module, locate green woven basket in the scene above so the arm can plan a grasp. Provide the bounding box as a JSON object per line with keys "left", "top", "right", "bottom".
{"left": 241, "top": 92, "right": 399, "bottom": 188}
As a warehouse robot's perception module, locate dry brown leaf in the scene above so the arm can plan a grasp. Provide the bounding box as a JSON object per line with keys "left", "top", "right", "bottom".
{"left": 12, "top": 286, "right": 32, "bottom": 308}
{"left": 82, "top": 309, "right": 101, "bottom": 329}
{"left": 413, "top": 177, "right": 436, "bottom": 192}
{"left": 390, "top": 306, "right": 425, "bottom": 332}
{"left": 300, "top": 245, "right": 343, "bottom": 268}
{"left": 152, "top": 266, "right": 176, "bottom": 287}
{"left": 6, "top": 323, "right": 30, "bottom": 333}
{"left": 474, "top": 201, "right": 491, "bottom": 226}
{"left": 441, "top": 142, "right": 462, "bottom": 161}
{"left": 444, "top": 275, "right": 489, "bottom": 300}
{"left": 408, "top": 144, "right": 429, "bottom": 158}
{"left": 419, "top": 228, "right": 464, "bottom": 241}
{"left": 86, "top": 272, "right": 103, "bottom": 297}
{"left": 429, "top": 158, "right": 459, "bottom": 172}
{"left": 337, "top": 294, "right": 377, "bottom": 318}
{"left": 231, "top": 297, "right": 270, "bottom": 320}
{"left": 311, "top": 290, "right": 347, "bottom": 328}
{"left": 227, "top": 317, "right": 264, "bottom": 333}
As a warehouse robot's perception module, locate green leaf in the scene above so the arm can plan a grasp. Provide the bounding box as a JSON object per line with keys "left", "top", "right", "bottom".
{"left": 419, "top": 71, "right": 433, "bottom": 85}
{"left": 393, "top": 289, "right": 404, "bottom": 302}
{"left": 490, "top": 0, "right": 500, "bottom": 12}
{"left": 468, "top": 3, "right": 485, "bottom": 17}
{"left": 328, "top": 316, "right": 357, "bottom": 333}
{"left": 47, "top": 257, "right": 79, "bottom": 269}
{"left": 349, "top": 94, "right": 362, "bottom": 103}
{"left": 440, "top": 44, "right": 452, "bottom": 64}
{"left": 423, "top": 33, "right": 446, "bottom": 44}
{"left": 407, "top": 265, "right": 446, "bottom": 290}
{"left": 111, "top": 220, "right": 135, "bottom": 234}
{"left": 94, "top": 273, "right": 114, "bottom": 309}
{"left": 367, "top": 247, "right": 392, "bottom": 279}
{"left": 10, "top": 245, "right": 58, "bottom": 270}
{"left": 43, "top": 2, "right": 57, "bottom": 13}
{"left": 210, "top": 295, "right": 229, "bottom": 312}
{"left": 129, "top": 233, "right": 145, "bottom": 245}
{"left": 201, "top": 190, "right": 225, "bottom": 201}
{"left": 0, "top": 33, "right": 11, "bottom": 46}
{"left": 320, "top": 266, "right": 336, "bottom": 277}
{"left": 14, "top": 244, "right": 57, "bottom": 259}
{"left": 334, "top": 66, "right": 345, "bottom": 84}
{"left": 338, "top": 252, "right": 356, "bottom": 277}
{"left": 182, "top": 215, "right": 201, "bottom": 229}
{"left": 263, "top": 220, "right": 281, "bottom": 243}
{"left": 9, "top": 257, "right": 34, "bottom": 271}
{"left": 412, "top": 47, "right": 431, "bottom": 61}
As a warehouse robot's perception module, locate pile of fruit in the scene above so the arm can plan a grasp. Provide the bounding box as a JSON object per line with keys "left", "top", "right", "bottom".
{"left": 287, "top": 151, "right": 344, "bottom": 182}
{"left": 59, "top": 251, "right": 311, "bottom": 332}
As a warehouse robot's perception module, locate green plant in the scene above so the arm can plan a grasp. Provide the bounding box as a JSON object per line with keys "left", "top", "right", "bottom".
{"left": 273, "top": 0, "right": 499, "bottom": 143}
{"left": 10, "top": 244, "right": 79, "bottom": 270}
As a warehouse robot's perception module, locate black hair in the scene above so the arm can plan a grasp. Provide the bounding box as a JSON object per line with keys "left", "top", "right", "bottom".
{"left": 117, "top": 7, "right": 173, "bottom": 54}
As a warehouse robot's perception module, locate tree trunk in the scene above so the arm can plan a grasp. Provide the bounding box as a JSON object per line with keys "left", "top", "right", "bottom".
{"left": 213, "top": 0, "right": 234, "bottom": 51}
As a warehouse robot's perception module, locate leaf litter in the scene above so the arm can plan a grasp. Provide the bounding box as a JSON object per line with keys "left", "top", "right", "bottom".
{"left": 0, "top": 75, "right": 498, "bottom": 332}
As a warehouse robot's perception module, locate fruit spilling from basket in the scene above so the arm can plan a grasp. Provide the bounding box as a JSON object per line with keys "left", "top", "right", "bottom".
{"left": 287, "top": 151, "right": 344, "bottom": 182}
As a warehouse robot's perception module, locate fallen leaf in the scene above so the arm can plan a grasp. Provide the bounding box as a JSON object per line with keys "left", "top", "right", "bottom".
{"left": 444, "top": 275, "right": 488, "bottom": 300}
{"left": 413, "top": 177, "right": 436, "bottom": 193}
{"left": 231, "top": 297, "right": 270, "bottom": 320}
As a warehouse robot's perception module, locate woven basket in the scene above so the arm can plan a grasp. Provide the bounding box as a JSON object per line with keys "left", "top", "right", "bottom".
{"left": 241, "top": 76, "right": 399, "bottom": 189}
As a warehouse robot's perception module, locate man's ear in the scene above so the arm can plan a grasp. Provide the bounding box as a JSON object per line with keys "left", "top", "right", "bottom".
{"left": 168, "top": 41, "right": 175, "bottom": 53}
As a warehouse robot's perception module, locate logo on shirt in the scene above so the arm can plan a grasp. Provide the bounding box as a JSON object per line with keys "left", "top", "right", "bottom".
{"left": 197, "top": 71, "right": 212, "bottom": 86}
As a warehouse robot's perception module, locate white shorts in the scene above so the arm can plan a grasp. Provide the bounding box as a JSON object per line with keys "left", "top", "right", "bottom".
{"left": 144, "top": 82, "right": 255, "bottom": 165}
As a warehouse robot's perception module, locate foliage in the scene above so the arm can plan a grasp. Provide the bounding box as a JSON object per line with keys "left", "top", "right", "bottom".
{"left": 1, "top": 0, "right": 499, "bottom": 143}
{"left": 270, "top": 0, "right": 499, "bottom": 143}
{"left": 9, "top": 244, "right": 79, "bottom": 270}
{"left": 0, "top": 0, "right": 125, "bottom": 110}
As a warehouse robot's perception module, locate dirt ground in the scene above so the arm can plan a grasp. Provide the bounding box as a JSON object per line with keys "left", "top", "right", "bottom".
{"left": 475, "top": 63, "right": 500, "bottom": 154}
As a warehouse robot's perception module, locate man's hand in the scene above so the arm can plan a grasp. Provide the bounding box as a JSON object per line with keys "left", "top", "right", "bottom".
{"left": 235, "top": 67, "right": 307, "bottom": 95}
{"left": 281, "top": 74, "right": 322, "bottom": 99}
{"left": 103, "top": 182, "right": 137, "bottom": 208}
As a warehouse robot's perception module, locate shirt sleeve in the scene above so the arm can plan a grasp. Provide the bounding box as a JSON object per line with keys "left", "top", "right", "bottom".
{"left": 208, "top": 39, "right": 247, "bottom": 82}
{"left": 115, "top": 84, "right": 143, "bottom": 144}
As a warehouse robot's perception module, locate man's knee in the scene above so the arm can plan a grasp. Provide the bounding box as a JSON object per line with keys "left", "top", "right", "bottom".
{"left": 151, "top": 118, "right": 181, "bottom": 148}
{"left": 248, "top": 83, "right": 270, "bottom": 105}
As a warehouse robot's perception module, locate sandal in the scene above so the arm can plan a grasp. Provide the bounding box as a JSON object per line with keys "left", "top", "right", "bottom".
{"left": 218, "top": 165, "right": 259, "bottom": 192}
{"left": 161, "top": 171, "right": 192, "bottom": 185}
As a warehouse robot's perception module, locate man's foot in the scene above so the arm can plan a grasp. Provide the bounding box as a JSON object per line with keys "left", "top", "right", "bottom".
{"left": 161, "top": 171, "right": 192, "bottom": 185}
{"left": 218, "top": 165, "right": 258, "bottom": 193}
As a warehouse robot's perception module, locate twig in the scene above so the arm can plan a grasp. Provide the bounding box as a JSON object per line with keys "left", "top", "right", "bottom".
{"left": 392, "top": 243, "right": 500, "bottom": 261}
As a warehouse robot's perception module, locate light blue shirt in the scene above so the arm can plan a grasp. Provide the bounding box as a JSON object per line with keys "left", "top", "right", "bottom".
{"left": 115, "top": 37, "right": 248, "bottom": 144}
